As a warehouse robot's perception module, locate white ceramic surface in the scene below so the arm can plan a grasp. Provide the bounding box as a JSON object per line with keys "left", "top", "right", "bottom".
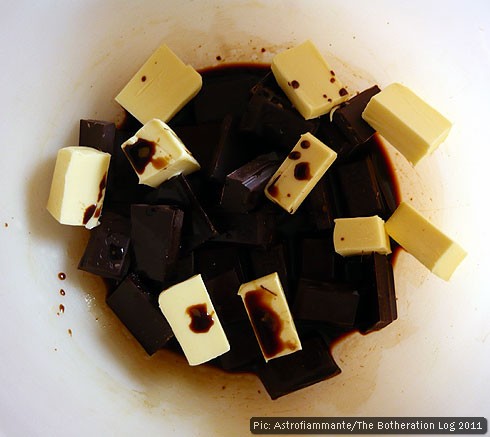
{"left": 1, "top": 1, "right": 489, "bottom": 436}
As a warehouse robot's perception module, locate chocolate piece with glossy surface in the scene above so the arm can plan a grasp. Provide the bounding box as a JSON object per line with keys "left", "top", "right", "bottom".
{"left": 220, "top": 152, "right": 280, "bottom": 213}
{"left": 78, "top": 211, "right": 131, "bottom": 280}
{"left": 332, "top": 85, "right": 380, "bottom": 146}
{"left": 354, "top": 253, "right": 397, "bottom": 333}
{"left": 79, "top": 119, "right": 116, "bottom": 154}
{"left": 334, "top": 150, "right": 387, "bottom": 218}
{"left": 145, "top": 174, "right": 218, "bottom": 251}
{"left": 293, "top": 279, "right": 360, "bottom": 328}
{"left": 257, "top": 334, "right": 340, "bottom": 399}
{"left": 205, "top": 269, "right": 246, "bottom": 325}
{"left": 106, "top": 273, "right": 174, "bottom": 355}
{"left": 240, "top": 84, "right": 319, "bottom": 151}
{"left": 130, "top": 204, "right": 184, "bottom": 283}
{"left": 210, "top": 208, "right": 276, "bottom": 247}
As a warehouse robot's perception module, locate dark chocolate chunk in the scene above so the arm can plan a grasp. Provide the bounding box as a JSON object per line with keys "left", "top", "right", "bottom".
{"left": 195, "top": 244, "right": 248, "bottom": 281}
{"left": 205, "top": 269, "right": 246, "bottom": 325}
{"left": 79, "top": 119, "right": 116, "bottom": 154}
{"left": 293, "top": 279, "right": 360, "bottom": 328}
{"left": 208, "top": 115, "right": 259, "bottom": 183}
{"left": 210, "top": 208, "right": 276, "bottom": 247}
{"left": 194, "top": 68, "right": 262, "bottom": 123}
{"left": 172, "top": 252, "right": 196, "bottom": 283}
{"left": 219, "top": 320, "right": 262, "bottom": 371}
{"left": 257, "top": 334, "right": 340, "bottom": 399}
{"left": 172, "top": 122, "right": 222, "bottom": 177}
{"left": 240, "top": 85, "right": 319, "bottom": 151}
{"left": 332, "top": 86, "right": 380, "bottom": 146}
{"left": 304, "top": 173, "right": 338, "bottom": 230}
{"left": 355, "top": 253, "right": 397, "bottom": 333}
{"left": 130, "top": 204, "right": 184, "bottom": 283}
{"left": 145, "top": 174, "right": 218, "bottom": 251}
{"left": 300, "top": 238, "right": 340, "bottom": 282}
{"left": 247, "top": 243, "right": 289, "bottom": 296}
{"left": 78, "top": 212, "right": 131, "bottom": 280}
{"left": 334, "top": 151, "right": 387, "bottom": 218}
{"left": 316, "top": 119, "right": 358, "bottom": 162}
{"left": 220, "top": 152, "right": 280, "bottom": 212}
{"left": 369, "top": 139, "right": 400, "bottom": 218}
{"left": 106, "top": 273, "right": 174, "bottom": 355}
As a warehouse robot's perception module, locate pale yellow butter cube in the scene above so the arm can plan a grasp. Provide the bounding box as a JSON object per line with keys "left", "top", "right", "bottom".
{"left": 385, "top": 202, "right": 466, "bottom": 281}
{"left": 121, "top": 118, "right": 200, "bottom": 187}
{"left": 362, "top": 83, "right": 452, "bottom": 165}
{"left": 238, "top": 272, "right": 301, "bottom": 362}
{"left": 264, "top": 132, "right": 337, "bottom": 214}
{"left": 333, "top": 216, "right": 391, "bottom": 256}
{"left": 46, "top": 146, "right": 110, "bottom": 229}
{"left": 158, "top": 274, "right": 230, "bottom": 366}
{"left": 271, "top": 40, "right": 350, "bottom": 120}
{"left": 115, "top": 44, "right": 202, "bottom": 124}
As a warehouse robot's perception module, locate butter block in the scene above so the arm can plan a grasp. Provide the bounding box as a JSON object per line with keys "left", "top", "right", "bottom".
{"left": 47, "top": 146, "right": 110, "bottom": 229}
{"left": 238, "top": 272, "right": 302, "bottom": 362}
{"left": 121, "top": 118, "right": 200, "bottom": 187}
{"left": 385, "top": 202, "right": 466, "bottom": 280}
{"left": 271, "top": 40, "right": 350, "bottom": 120}
{"left": 158, "top": 274, "right": 230, "bottom": 366}
{"left": 264, "top": 132, "right": 337, "bottom": 214}
{"left": 333, "top": 216, "right": 391, "bottom": 256}
{"left": 361, "top": 83, "right": 452, "bottom": 165}
{"left": 115, "top": 44, "right": 202, "bottom": 124}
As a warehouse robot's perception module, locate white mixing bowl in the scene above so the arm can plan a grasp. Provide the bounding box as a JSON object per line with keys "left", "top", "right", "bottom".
{"left": 1, "top": 1, "right": 489, "bottom": 435}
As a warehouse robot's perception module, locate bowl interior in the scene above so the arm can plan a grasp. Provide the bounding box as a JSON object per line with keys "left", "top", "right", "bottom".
{"left": 1, "top": 1, "right": 489, "bottom": 435}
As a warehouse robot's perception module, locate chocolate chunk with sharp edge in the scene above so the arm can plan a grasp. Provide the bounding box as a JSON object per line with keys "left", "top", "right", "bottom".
{"left": 79, "top": 119, "right": 116, "bottom": 154}
{"left": 334, "top": 151, "right": 387, "bottom": 218}
{"left": 194, "top": 69, "right": 261, "bottom": 123}
{"left": 300, "top": 238, "right": 341, "bottom": 282}
{"left": 130, "top": 204, "right": 184, "bottom": 283}
{"left": 304, "top": 173, "right": 337, "bottom": 230}
{"left": 205, "top": 269, "right": 246, "bottom": 325}
{"left": 185, "top": 172, "right": 222, "bottom": 208}
{"left": 172, "top": 122, "right": 222, "bottom": 177}
{"left": 316, "top": 118, "right": 358, "bottom": 162}
{"left": 250, "top": 71, "right": 286, "bottom": 97}
{"left": 275, "top": 206, "right": 313, "bottom": 236}
{"left": 106, "top": 273, "right": 174, "bottom": 355}
{"left": 257, "top": 334, "right": 340, "bottom": 399}
{"left": 332, "top": 86, "right": 380, "bottom": 146}
{"left": 210, "top": 208, "right": 276, "bottom": 247}
{"left": 293, "top": 279, "right": 359, "bottom": 328}
{"left": 220, "top": 152, "right": 280, "bottom": 212}
{"left": 247, "top": 243, "right": 289, "bottom": 295}
{"left": 78, "top": 212, "right": 131, "bottom": 280}
{"left": 219, "top": 320, "right": 262, "bottom": 371}
{"left": 145, "top": 174, "right": 218, "bottom": 251}
{"left": 195, "top": 244, "right": 248, "bottom": 281}
{"left": 171, "top": 252, "right": 196, "bottom": 284}
{"left": 343, "top": 255, "right": 370, "bottom": 284}
{"left": 207, "top": 115, "right": 259, "bottom": 183}
{"left": 355, "top": 253, "right": 397, "bottom": 333}
{"left": 240, "top": 87, "right": 319, "bottom": 151}
{"left": 369, "top": 139, "right": 400, "bottom": 218}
